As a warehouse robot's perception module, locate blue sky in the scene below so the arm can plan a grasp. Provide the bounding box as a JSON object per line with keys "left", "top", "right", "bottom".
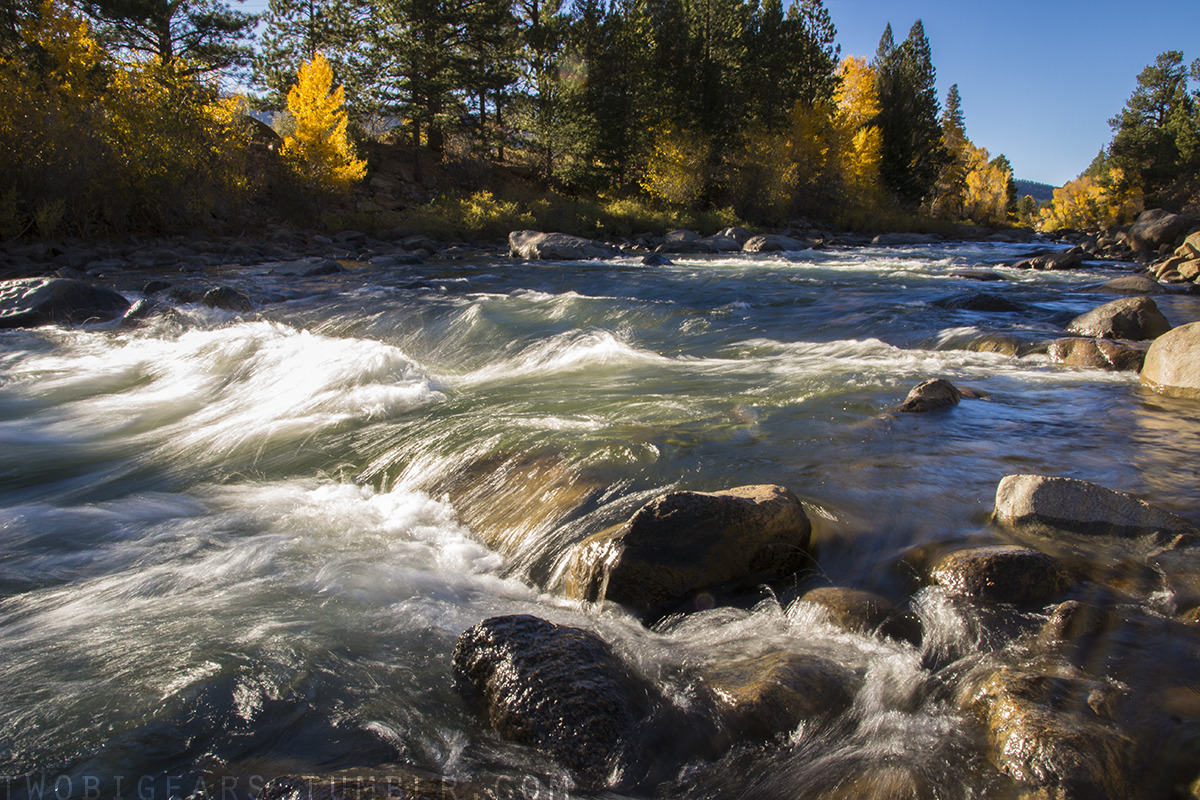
{"left": 239, "top": 0, "right": 1200, "bottom": 186}
{"left": 828, "top": 0, "right": 1200, "bottom": 185}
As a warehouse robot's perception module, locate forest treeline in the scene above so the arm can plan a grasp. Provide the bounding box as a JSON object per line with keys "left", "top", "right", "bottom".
{"left": 1, "top": 0, "right": 1197, "bottom": 239}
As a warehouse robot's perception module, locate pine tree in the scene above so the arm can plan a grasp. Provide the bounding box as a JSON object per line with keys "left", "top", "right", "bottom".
{"left": 280, "top": 51, "right": 366, "bottom": 192}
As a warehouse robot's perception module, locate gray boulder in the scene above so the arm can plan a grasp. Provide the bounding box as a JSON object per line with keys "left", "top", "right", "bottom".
{"left": 1013, "top": 250, "right": 1085, "bottom": 270}
{"left": 1141, "top": 321, "right": 1200, "bottom": 399}
{"left": 202, "top": 286, "right": 253, "bottom": 312}
{"left": 0, "top": 277, "right": 130, "bottom": 329}
{"left": 452, "top": 615, "right": 650, "bottom": 784}
{"left": 564, "top": 485, "right": 812, "bottom": 619}
{"left": 1047, "top": 337, "right": 1146, "bottom": 372}
{"left": 871, "top": 232, "right": 939, "bottom": 245}
{"left": 1126, "top": 208, "right": 1196, "bottom": 252}
{"left": 508, "top": 230, "right": 617, "bottom": 260}
{"left": 700, "top": 651, "right": 857, "bottom": 740}
{"left": 928, "top": 545, "right": 1072, "bottom": 607}
{"left": 717, "top": 226, "right": 754, "bottom": 245}
{"left": 1095, "top": 275, "right": 1164, "bottom": 294}
{"left": 1065, "top": 296, "right": 1171, "bottom": 340}
{"left": 897, "top": 378, "right": 962, "bottom": 413}
{"left": 742, "top": 234, "right": 809, "bottom": 253}
{"left": 993, "top": 474, "right": 1198, "bottom": 544}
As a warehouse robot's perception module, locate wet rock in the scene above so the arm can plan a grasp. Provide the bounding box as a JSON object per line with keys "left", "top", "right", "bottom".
{"left": 818, "top": 766, "right": 936, "bottom": 800}
{"left": 798, "top": 586, "right": 896, "bottom": 633}
{"left": 119, "top": 298, "right": 171, "bottom": 326}
{"left": 564, "top": 485, "right": 812, "bottom": 619}
{"left": 700, "top": 651, "right": 857, "bottom": 740}
{"left": 960, "top": 658, "right": 1133, "bottom": 798}
{"left": 1047, "top": 337, "right": 1145, "bottom": 372}
{"left": 929, "top": 545, "right": 1072, "bottom": 607}
{"left": 897, "top": 378, "right": 962, "bottom": 413}
{"left": 258, "top": 767, "right": 479, "bottom": 800}
{"left": 950, "top": 269, "right": 1004, "bottom": 281}
{"left": 993, "top": 474, "right": 1198, "bottom": 544}
{"left": 452, "top": 614, "right": 651, "bottom": 784}
{"left": 1140, "top": 321, "right": 1200, "bottom": 400}
{"left": 932, "top": 292, "right": 1023, "bottom": 312}
{"left": 0, "top": 277, "right": 130, "bottom": 329}
{"left": 1065, "top": 296, "right": 1171, "bottom": 340}
{"left": 202, "top": 286, "right": 253, "bottom": 312}
{"left": 1126, "top": 208, "right": 1196, "bottom": 252}
{"left": 508, "top": 230, "right": 617, "bottom": 260}
{"left": 142, "top": 279, "right": 172, "bottom": 295}
{"left": 742, "top": 234, "right": 809, "bottom": 252}
{"left": 1095, "top": 275, "right": 1164, "bottom": 294}
{"left": 965, "top": 334, "right": 1025, "bottom": 355}
{"left": 1013, "top": 250, "right": 1085, "bottom": 271}
{"left": 369, "top": 253, "right": 424, "bottom": 267}
{"left": 1036, "top": 600, "right": 1116, "bottom": 648}
{"left": 271, "top": 257, "right": 344, "bottom": 276}
{"left": 641, "top": 253, "right": 673, "bottom": 266}
{"left": 717, "top": 226, "right": 754, "bottom": 245}
{"left": 871, "top": 232, "right": 939, "bottom": 245}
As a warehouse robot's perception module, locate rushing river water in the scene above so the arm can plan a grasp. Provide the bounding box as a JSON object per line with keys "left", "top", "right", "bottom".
{"left": 3, "top": 242, "right": 1200, "bottom": 799}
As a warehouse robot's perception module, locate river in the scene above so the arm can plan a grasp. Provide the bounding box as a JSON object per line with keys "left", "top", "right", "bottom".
{"left": 2, "top": 242, "right": 1199, "bottom": 799}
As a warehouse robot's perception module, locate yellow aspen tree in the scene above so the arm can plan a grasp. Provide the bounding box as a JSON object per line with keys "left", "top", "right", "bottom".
{"left": 962, "top": 144, "right": 1009, "bottom": 226}
{"left": 832, "top": 57, "right": 883, "bottom": 212}
{"left": 640, "top": 126, "right": 711, "bottom": 208}
{"left": 281, "top": 52, "right": 366, "bottom": 192}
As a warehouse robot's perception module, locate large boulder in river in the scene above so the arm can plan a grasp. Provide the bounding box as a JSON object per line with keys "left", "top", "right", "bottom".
{"left": 1013, "top": 249, "right": 1085, "bottom": 271}
{"left": 742, "top": 234, "right": 809, "bottom": 253}
{"left": 1047, "top": 337, "right": 1146, "bottom": 372}
{"left": 928, "top": 545, "right": 1072, "bottom": 607}
{"left": 564, "top": 485, "right": 812, "bottom": 619}
{"left": 700, "top": 651, "right": 857, "bottom": 740}
{"left": 993, "top": 474, "right": 1198, "bottom": 544}
{"left": 1065, "top": 296, "right": 1171, "bottom": 340}
{"left": 1126, "top": 208, "right": 1196, "bottom": 252}
{"left": 452, "top": 615, "right": 652, "bottom": 784}
{"left": 508, "top": 230, "right": 617, "bottom": 260}
{"left": 959, "top": 658, "right": 1133, "bottom": 798}
{"left": 1140, "top": 321, "right": 1200, "bottom": 399}
{"left": 897, "top": 378, "right": 962, "bottom": 412}
{"left": 1095, "top": 275, "right": 1164, "bottom": 294}
{"left": 0, "top": 277, "right": 129, "bottom": 329}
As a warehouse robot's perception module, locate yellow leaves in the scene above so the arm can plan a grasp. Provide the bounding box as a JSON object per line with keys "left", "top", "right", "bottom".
{"left": 281, "top": 53, "right": 366, "bottom": 193}
{"left": 962, "top": 145, "right": 1010, "bottom": 226}
{"left": 21, "top": 0, "right": 103, "bottom": 98}
{"left": 1037, "top": 170, "right": 1143, "bottom": 231}
{"left": 834, "top": 56, "right": 879, "bottom": 129}
{"left": 640, "top": 126, "right": 711, "bottom": 208}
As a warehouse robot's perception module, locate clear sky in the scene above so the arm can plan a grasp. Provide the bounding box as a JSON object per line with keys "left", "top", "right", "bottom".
{"left": 828, "top": 0, "right": 1200, "bottom": 186}
{"left": 238, "top": 0, "right": 1200, "bottom": 187}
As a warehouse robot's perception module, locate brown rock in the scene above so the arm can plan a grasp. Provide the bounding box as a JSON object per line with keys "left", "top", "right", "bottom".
{"left": 1126, "top": 208, "right": 1196, "bottom": 252}
{"left": 1096, "top": 275, "right": 1164, "bottom": 294}
{"left": 928, "top": 545, "right": 1072, "bottom": 607}
{"left": 564, "top": 485, "right": 812, "bottom": 618}
{"left": 1065, "top": 296, "right": 1171, "bottom": 340}
{"left": 1141, "top": 321, "right": 1200, "bottom": 400}
{"left": 897, "top": 378, "right": 962, "bottom": 412}
{"left": 1047, "top": 337, "right": 1145, "bottom": 372}
{"left": 799, "top": 587, "right": 896, "bottom": 633}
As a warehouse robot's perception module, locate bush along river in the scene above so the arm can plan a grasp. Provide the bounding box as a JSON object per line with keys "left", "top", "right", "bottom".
{"left": 3, "top": 232, "right": 1200, "bottom": 800}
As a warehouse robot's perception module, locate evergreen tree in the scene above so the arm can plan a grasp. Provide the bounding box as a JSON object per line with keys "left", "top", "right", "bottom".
{"left": 80, "top": 0, "right": 257, "bottom": 79}
{"left": 745, "top": 0, "right": 838, "bottom": 130}
{"left": 873, "top": 19, "right": 945, "bottom": 208}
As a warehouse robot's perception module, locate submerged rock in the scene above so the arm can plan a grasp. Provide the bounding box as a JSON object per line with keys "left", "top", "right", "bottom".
{"left": 508, "top": 230, "right": 617, "bottom": 260}
{"left": 1065, "top": 296, "right": 1171, "bottom": 340}
{"left": 641, "top": 253, "right": 674, "bottom": 266}
{"left": 932, "top": 292, "right": 1022, "bottom": 312}
{"left": 564, "top": 485, "right": 812, "bottom": 619}
{"left": 993, "top": 474, "right": 1198, "bottom": 545}
{"left": 960, "top": 658, "right": 1133, "bottom": 798}
{"left": 700, "top": 651, "right": 857, "bottom": 740}
{"left": 202, "top": 286, "right": 253, "bottom": 312}
{"left": 452, "top": 614, "right": 651, "bottom": 785}
{"left": 0, "top": 277, "right": 130, "bottom": 329}
{"left": 1047, "top": 337, "right": 1146, "bottom": 372}
{"left": 1140, "top": 321, "right": 1200, "bottom": 399}
{"left": 897, "top": 378, "right": 962, "bottom": 413}
{"left": 928, "top": 545, "right": 1072, "bottom": 607}
{"left": 799, "top": 586, "right": 920, "bottom": 644}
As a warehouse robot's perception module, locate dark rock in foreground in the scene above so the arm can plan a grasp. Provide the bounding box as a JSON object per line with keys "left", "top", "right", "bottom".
{"left": 564, "top": 485, "right": 812, "bottom": 619}
{"left": 929, "top": 545, "right": 1072, "bottom": 607}
{"left": 0, "top": 277, "right": 130, "bottom": 329}
{"left": 1141, "top": 321, "right": 1200, "bottom": 399}
{"left": 1065, "top": 296, "right": 1171, "bottom": 340}
{"left": 993, "top": 474, "right": 1198, "bottom": 545}
{"left": 202, "top": 285, "right": 253, "bottom": 312}
{"left": 898, "top": 378, "right": 962, "bottom": 413}
{"left": 452, "top": 614, "right": 651, "bottom": 785}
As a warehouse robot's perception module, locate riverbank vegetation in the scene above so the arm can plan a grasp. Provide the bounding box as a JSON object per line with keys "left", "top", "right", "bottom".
{"left": 1, "top": 0, "right": 1197, "bottom": 240}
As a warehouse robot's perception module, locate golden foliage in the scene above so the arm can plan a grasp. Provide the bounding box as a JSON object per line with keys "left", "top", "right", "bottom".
{"left": 1037, "top": 170, "right": 1143, "bottom": 231}
{"left": 962, "top": 145, "right": 1010, "bottom": 226}
{"left": 281, "top": 53, "right": 366, "bottom": 193}
{"left": 640, "top": 126, "right": 711, "bottom": 208}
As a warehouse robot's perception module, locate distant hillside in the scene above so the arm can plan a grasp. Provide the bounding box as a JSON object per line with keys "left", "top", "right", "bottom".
{"left": 1015, "top": 179, "right": 1056, "bottom": 203}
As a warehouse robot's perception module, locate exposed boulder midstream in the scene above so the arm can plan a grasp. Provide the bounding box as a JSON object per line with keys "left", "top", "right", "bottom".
{"left": 0, "top": 277, "right": 130, "bottom": 328}
{"left": 508, "top": 230, "right": 618, "bottom": 260}
{"left": 1065, "top": 296, "right": 1172, "bottom": 340}
{"left": 1047, "top": 337, "right": 1146, "bottom": 372}
{"left": 1013, "top": 249, "right": 1085, "bottom": 271}
{"left": 699, "top": 651, "right": 858, "bottom": 741}
{"left": 931, "top": 292, "right": 1023, "bottom": 312}
{"left": 451, "top": 614, "right": 654, "bottom": 785}
{"left": 742, "top": 234, "right": 809, "bottom": 253}
{"left": 1140, "top": 321, "right": 1200, "bottom": 399}
{"left": 897, "top": 378, "right": 962, "bottom": 413}
{"left": 993, "top": 474, "right": 1198, "bottom": 546}
{"left": 1095, "top": 275, "right": 1164, "bottom": 294}
{"left": 927, "top": 545, "right": 1073, "bottom": 607}
{"left": 563, "top": 485, "right": 812, "bottom": 620}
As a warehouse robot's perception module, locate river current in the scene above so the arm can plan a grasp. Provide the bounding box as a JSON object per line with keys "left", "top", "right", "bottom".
{"left": 2, "top": 242, "right": 1200, "bottom": 799}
